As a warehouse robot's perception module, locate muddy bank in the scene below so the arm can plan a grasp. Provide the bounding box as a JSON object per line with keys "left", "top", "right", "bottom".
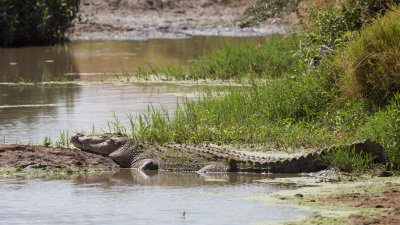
{"left": 0, "top": 144, "right": 117, "bottom": 169}
{"left": 326, "top": 187, "right": 400, "bottom": 225}
{"left": 252, "top": 176, "right": 400, "bottom": 224}
{"left": 72, "top": 0, "right": 290, "bottom": 39}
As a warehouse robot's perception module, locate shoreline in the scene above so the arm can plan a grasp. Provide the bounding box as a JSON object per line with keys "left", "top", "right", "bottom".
{"left": 71, "top": 0, "right": 291, "bottom": 40}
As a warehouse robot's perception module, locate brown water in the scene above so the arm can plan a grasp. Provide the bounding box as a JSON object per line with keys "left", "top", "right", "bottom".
{"left": 0, "top": 36, "right": 264, "bottom": 82}
{"left": 0, "top": 36, "right": 262, "bottom": 143}
{"left": 0, "top": 170, "right": 306, "bottom": 224}
{"left": 0, "top": 36, "right": 307, "bottom": 224}
{"left": 0, "top": 83, "right": 213, "bottom": 144}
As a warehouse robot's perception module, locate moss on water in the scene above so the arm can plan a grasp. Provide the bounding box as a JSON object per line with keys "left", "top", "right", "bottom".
{"left": 0, "top": 166, "right": 119, "bottom": 178}
{"left": 249, "top": 176, "right": 400, "bottom": 224}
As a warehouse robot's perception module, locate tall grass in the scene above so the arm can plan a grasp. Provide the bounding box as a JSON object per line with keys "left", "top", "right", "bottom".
{"left": 132, "top": 34, "right": 301, "bottom": 81}
{"left": 332, "top": 8, "right": 400, "bottom": 104}
{"left": 93, "top": 7, "right": 400, "bottom": 173}
{"left": 321, "top": 146, "right": 377, "bottom": 173}
{"left": 124, "top": 69, "right": 343, "bottom": 148}
{"left": 357, "top": 92, "right": 400, "bottom": 167}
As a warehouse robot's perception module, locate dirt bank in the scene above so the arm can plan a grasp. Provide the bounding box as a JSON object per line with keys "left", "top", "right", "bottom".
{"left": 325, "top": 188, "right": 400, "bottom": 225}
{"left": 0, "top": 144, "right": 117, "bottom": 169}
{"left": 72, "top": 0, "right": 289, "bottom": 39}
{"left": 253, "top": 176, "right": 400, "bottom": 225}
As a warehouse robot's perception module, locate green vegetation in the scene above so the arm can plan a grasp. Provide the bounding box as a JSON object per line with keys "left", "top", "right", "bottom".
{"left": 357, "top": 93, "right": 400, "bottom": 166}
{"left": 0, "top": 167, "right": 116, "bottom": 177}
{"left": 321, "top": 147, "right": 377, "bottom": 173}
{"left": 130, "top": 35, "right": 300, "bottom": 81}
{"left": 332, "top": 9, "right": 400, "bottom": 103}
{"left": 307, "top": 0, "right": 400, "bottom": 47}
{"left": 43, "top": 131, "right": 71, "bottom": 147}
{"left": 0, "top": 0, "right": 79, "bottom": 46}
{"left": 105, "top": 2, "right": 400, "bottom": 174}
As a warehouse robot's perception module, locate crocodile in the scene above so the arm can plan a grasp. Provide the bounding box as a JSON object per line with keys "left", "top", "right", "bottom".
{"left": 70, "top": 133, "right": 390, "bottom": 173}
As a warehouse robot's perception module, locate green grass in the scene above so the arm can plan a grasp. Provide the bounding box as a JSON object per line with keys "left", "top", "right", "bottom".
{"left": 357, "top": 92, "right": 400, "bottom": 167}
{"left": 321, "top": 146, "right": 377, "bottom": 173}
{"left": 331, "top": 7, "right": 400, "bottom": 104}
{"left": 129, "top": 34, "right": 301, "bottom": 81}
{"left": 71, "top": 6, "right": 400, "bottom": 174}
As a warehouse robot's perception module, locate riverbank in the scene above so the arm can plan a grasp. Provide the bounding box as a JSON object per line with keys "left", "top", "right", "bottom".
{"left": 0, "top": 144, "right": 117, "bottom": 173}
{"left": 253, "top": 176, "right": 400, "bottom": 224}
{"left": 72, "top": 0, "right": 291, "bottom": 39}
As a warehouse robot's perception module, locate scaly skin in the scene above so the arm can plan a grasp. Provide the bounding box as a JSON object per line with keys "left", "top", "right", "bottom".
{"left": 70, "top": 133, "right": 390, "bottom": 173}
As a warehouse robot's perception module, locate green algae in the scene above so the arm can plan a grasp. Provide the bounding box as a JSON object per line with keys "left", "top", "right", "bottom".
{"left": 248, "top": 176, "right": 400, "bottom": 224}
{"left": 0, "top": 166, "right": 119, "bottom": 178}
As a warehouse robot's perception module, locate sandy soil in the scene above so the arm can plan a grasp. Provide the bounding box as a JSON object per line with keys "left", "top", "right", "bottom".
{"left": 0, "top": 144, "right": 117, "bottom": 169}
{"left": 72, "top": 0, "right": 289, "bottom": 39}
{"left": 325, "top": 188, "right": 400, "bottom": 225}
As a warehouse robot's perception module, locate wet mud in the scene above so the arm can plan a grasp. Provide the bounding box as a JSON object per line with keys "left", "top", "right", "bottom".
{"left": 73, "top": 0, "right": 289, "bottom": 39}
{"left": 0, "top": 144, "right": 117, "bottom": 169}
{"left": 325, "top": 187, "right": 400, "bottom": 225}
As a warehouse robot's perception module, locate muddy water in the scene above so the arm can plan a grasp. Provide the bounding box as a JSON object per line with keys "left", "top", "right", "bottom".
{"left": 0, "top": 36, "right": 264, "bottom": 82}
{"left": 0, "top": 36, "right": 263, "bottom": 143}
{"left": 0, "top": 170, "right": 305, "bottom": 224}
{"left": 0, "top": 83, "right": 213, "bottom": 144}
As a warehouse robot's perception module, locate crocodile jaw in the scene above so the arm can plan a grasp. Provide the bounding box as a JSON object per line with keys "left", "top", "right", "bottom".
{"left": 70, "top": 133, "right": 126, "bottom": 155}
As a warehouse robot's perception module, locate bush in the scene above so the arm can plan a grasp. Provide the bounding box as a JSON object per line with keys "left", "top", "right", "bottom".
{"left": 0, "top": 0, "right": 80, "bottom": 46}
{"left": 333, "top": 8, "right": 400, "bottom": 104}
{"left": 307, "top": 0, "right": 400, "bottom": 47}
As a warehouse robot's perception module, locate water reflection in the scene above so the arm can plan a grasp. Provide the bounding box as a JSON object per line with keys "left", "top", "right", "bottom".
{"left": 0, "top": 83, "right": 209, "bottom": 144}
{"left": 0, "top": 172, "right": 306, "bottom": 224}
{"left": 0, "top": 44, "right": 79, "bottom": 82}
{"left": 72, "top": 169, "right": 301, "bottom": 188}
{"left": 0, "top": 36, "right": 264, "bottom": 82}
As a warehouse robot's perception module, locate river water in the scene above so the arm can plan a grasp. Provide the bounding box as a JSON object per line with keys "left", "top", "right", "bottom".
{"left": 0, "top": 36, "right": 263, "bottom": 144}
{"left": 0, "top": 36, "right": 307, "bottom": 224}
{"left": 0, "top": 170, "right": 305, "bottom": 225}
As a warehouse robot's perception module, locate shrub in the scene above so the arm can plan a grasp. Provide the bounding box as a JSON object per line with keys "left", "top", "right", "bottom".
{"left": 333, "top": 8, "right": 400, "bottom": 104}
{"left": 307, "top": 0, "right": 400, "bottom": 47}
{"left": 0, "top": 0, "right": 80, "bottom": 46}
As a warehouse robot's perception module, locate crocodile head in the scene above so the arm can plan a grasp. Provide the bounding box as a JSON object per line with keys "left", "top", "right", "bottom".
{"left": 70, "top": 133, "right": 127, "bottom": 155}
